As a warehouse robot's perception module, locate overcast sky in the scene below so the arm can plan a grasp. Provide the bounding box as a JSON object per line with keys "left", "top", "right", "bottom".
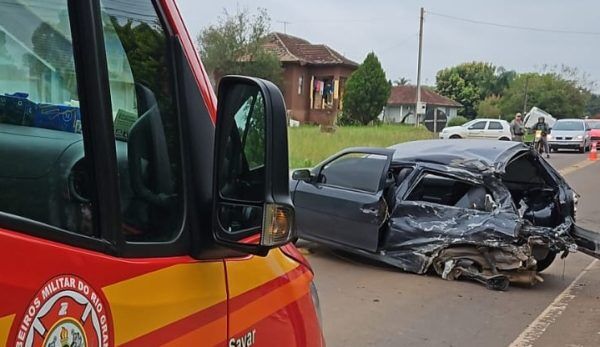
{"left": 178, "top": 0, "right": 599, "bottom": 89}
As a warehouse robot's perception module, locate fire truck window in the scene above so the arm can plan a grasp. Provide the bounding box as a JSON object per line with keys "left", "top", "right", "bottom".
{"left": 100, "top": 0, "right": 183, "bottom": 242}
{"left": 0, "top": 0, "right": 96, "bottom": 235}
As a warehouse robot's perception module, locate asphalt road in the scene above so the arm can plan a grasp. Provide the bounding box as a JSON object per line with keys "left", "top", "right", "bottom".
{"left": 302, "top": 151, "right": 600, "bottom": 347}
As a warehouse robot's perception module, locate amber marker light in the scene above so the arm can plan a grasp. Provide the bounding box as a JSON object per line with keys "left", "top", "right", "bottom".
{"left": 262, "top": 203, "right": 294, "bottom": 246}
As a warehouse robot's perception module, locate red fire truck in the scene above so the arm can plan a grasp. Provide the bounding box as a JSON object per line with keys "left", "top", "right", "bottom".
{"left": 0, "top": 0, "right": 323, "bottom": 346}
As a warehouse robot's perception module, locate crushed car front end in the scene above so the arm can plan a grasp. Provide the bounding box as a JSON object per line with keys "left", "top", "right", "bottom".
{"left": 378, "top": 141, "right": 582, "bottom": 290}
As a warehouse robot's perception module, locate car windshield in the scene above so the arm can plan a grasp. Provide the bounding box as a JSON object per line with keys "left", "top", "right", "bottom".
{"left": 588, "top": 121, "right": 600, "bottom": 129}
{"left": 462, "top": 120, "right": 477, "bottom": 127}
{"left": 552, "top": 121, "right": 584, "bottom": 131}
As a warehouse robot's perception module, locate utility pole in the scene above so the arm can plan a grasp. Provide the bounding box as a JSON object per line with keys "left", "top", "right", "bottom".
{"left": 415, "top": 7, "right": 424, "bottom": 127}
{"left": 522, "top": 76, "right": 530, "bottom": 115}
{"left": 277, "top": 20, "right": 291, "bottom": 34}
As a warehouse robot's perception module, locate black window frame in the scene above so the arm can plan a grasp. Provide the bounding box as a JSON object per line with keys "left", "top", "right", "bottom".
{"left": 0, "top": 0, "right": 192, "bottom": 258}
{"left": 317, "top": 151, "right": 390, "bottom": 194}
{"left": 488, "top": 121, "right": 503, "bottom": 130}
{"left": 468, "top": 121, "right": 487, "bottom": 130}
{"left": 0, "top": 0, "right": 120, "bottom": 254}
{"left": 403, "top": 170, "right": 485, "bottom": 210}
{"left": 100, "top": 0, "right": 190, "bottom": 258}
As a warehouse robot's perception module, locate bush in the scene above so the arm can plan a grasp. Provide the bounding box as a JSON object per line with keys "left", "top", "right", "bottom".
{"left": 447, "top": 116, "right": 469, "bottom": 127}
{"left": 336, "top": 111, "right": 359, "bottom": 126}
{"left": 503, "top": 113, "right": 516, "bottom": 122}
{"left": 342, "top": 53, "right": 391, "bottom": 125}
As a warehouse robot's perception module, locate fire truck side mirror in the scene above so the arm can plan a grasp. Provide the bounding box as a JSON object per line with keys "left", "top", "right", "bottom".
{"left": 212, "top": 76, "right": 295, "bottom": 256}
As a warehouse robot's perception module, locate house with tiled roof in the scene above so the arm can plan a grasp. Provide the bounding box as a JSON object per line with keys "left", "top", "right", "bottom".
{"left": 264, "top": 32, "right": 358, "bottom": 125}
{"left": 382, "top": 85, "right": 462, "bottom": 124}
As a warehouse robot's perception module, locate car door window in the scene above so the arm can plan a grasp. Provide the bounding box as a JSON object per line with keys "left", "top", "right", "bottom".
{"left": 320, "top": 153, "right": 388, "bottom": 193}
{"left": 100, "top": 0, "right": 183, "bottom": 242}
{"left": 488, "top": 121, "right": 503, "bottom": 130}
{"left": 0, "top": 0, "right": 97, "bottom": 236}
{"left": 406, "top": 173, "right": 490, "bottom": 211}
{"left": 468, "top": 121, "right": 487, "bottom": 130}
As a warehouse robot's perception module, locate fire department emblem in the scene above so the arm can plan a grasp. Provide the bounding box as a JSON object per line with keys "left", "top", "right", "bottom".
{"left": 15, "top": 275, "right": 111, "bottom": 347}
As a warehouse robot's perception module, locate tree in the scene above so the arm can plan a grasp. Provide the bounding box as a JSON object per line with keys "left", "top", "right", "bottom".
{"left": 435, "top": 62, "right": 515, "bottom": 118}
{"left": 499, "top": 73, "right": 589, "bottom": 118}
{"left": 586, "top": 94, "right": 600, "bottom": 116}
{"left": 393, "top": 77, "right": 410, "bottom": 86}
{"left": 342, "top": 52, "right": 391, "bottom": 125}
{"left": 476, "top": 95, "right": 502, "bottom": 118}
{"left": 197, "top": 7, "right": 282, "bottom": 85}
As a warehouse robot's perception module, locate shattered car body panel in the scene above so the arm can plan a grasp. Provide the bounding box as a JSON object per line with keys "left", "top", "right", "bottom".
{"left": 292, "top": 140, "right": 600, "bottom": 290}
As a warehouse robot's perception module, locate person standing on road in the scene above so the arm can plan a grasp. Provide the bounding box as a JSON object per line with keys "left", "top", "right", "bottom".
{"left": 510, "top": 113, "right": 525, "bottom": 142}
{"left": 531, "top": 116, "right": 551, "bottom": 158}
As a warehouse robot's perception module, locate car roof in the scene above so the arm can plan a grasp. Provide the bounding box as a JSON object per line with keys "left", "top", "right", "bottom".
{"left": 389, "top": 139, "right": 527, "bottom": 166}
{"left": 555, "top": 118, "right": 585, "bottom": 122}
{"left": 467, "top": 118, "right": 507, "bottom": 122}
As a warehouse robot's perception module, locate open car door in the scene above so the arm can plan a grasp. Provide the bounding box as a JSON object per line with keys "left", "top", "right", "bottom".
{"left": 293, "top": 148, "right": 394, "bottom": 252}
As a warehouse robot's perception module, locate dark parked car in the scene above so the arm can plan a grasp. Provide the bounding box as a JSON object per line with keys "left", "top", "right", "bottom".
{"left": 290, "top": 140, "right": 600, "bottom": 290}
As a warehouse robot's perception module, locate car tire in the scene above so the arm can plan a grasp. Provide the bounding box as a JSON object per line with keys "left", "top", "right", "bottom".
{"left": 499, "top": 137, "right": 510, "bottom": 141}
{"left": 536, "top": 251, "right": 557, "bottom": 272}
{"left": 449, "top": 135, "right": 461, "bottom": 139}
{"left": 579, "top": 147, "right": 585, "bottom": 153}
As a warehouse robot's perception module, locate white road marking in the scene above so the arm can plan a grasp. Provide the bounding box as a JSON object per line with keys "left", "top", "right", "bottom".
{"left": 508, "top": 259, "right": 598, "bottom": 347}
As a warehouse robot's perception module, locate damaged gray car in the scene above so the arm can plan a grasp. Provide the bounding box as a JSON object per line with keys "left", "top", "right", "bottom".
{"left": 290, "top": 140, "right": 600, "bottom": 290}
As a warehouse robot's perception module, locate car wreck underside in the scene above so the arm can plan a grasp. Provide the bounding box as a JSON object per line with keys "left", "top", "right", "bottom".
{"left": 293, "top": 142, "right": 600, "bottom": 290}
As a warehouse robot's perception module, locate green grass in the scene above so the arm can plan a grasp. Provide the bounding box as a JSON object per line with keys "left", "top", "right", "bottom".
{"left": 288, "top": 124, "right": 433, "bottom": 168}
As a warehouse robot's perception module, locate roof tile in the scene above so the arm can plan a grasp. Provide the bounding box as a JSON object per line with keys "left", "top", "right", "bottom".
{"left": 265, "top": 32, "right": 358, "bottom": 66}
{"left": 388, "top": 85, "right": 462, "bottom": 107}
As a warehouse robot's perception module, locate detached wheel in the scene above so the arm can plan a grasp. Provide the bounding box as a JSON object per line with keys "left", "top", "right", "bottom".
{"left": 536, "top": 251, "right": 557, "bottom": 272}
{"left": 449, "top": 135, "right": 462, "bottom": 139}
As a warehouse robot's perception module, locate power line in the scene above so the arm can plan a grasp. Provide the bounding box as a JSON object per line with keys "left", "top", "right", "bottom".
{"left": 427, "top": 11, "right": 600, "bottom": 36}
{"left": 379, "top": 32, "right": 418, "bottom": 53}
{"left": 274, "top": 17, "right": 390, "bottom": 24}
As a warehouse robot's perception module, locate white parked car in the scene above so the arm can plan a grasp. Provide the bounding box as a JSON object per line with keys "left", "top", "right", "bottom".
{"left": 439, "top": 118, "right": 513, "bottom": 141}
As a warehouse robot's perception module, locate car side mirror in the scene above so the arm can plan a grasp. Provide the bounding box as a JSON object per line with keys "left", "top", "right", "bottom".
{"left": 292, "top": 169, "right": 312, "bottom": 182}
{"left": 212, "top": 76, "right": 295, "bottom": 256}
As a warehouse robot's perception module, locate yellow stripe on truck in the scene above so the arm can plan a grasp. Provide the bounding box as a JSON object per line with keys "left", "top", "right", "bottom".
{"left": 226, "top": 249, "right": 300, "bottom": 298}
{"left": 0, "top": 314, "right": 14, "bottom": 346}
{"left": 102, "top": 262, "right": 226, "bottom": 345}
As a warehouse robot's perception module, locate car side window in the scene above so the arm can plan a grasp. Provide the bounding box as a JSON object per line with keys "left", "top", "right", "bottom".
{"left": 406, "top": 173, "right": 490, "bottom": 211}
{"left": 319, "top": 153, "right": 388, "bottom": 193}
{"left": 100, "top": 0, "right": 183, "bottom": 242}
{"left": 0, "top": 0, "right": 97, "bottom": 235}
{"left": 469, "top": 121, "right": 487, "bottom": 130}
{"left": 488, "top": 121, "right": 503, "bottom": 130}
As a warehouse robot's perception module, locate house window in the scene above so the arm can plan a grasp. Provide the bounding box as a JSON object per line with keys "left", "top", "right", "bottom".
{"left": 312, "top": 76, "right": 334, "bottom": 109}
{"left": 298, "top": 75, "right": 303, "bottom": 95}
